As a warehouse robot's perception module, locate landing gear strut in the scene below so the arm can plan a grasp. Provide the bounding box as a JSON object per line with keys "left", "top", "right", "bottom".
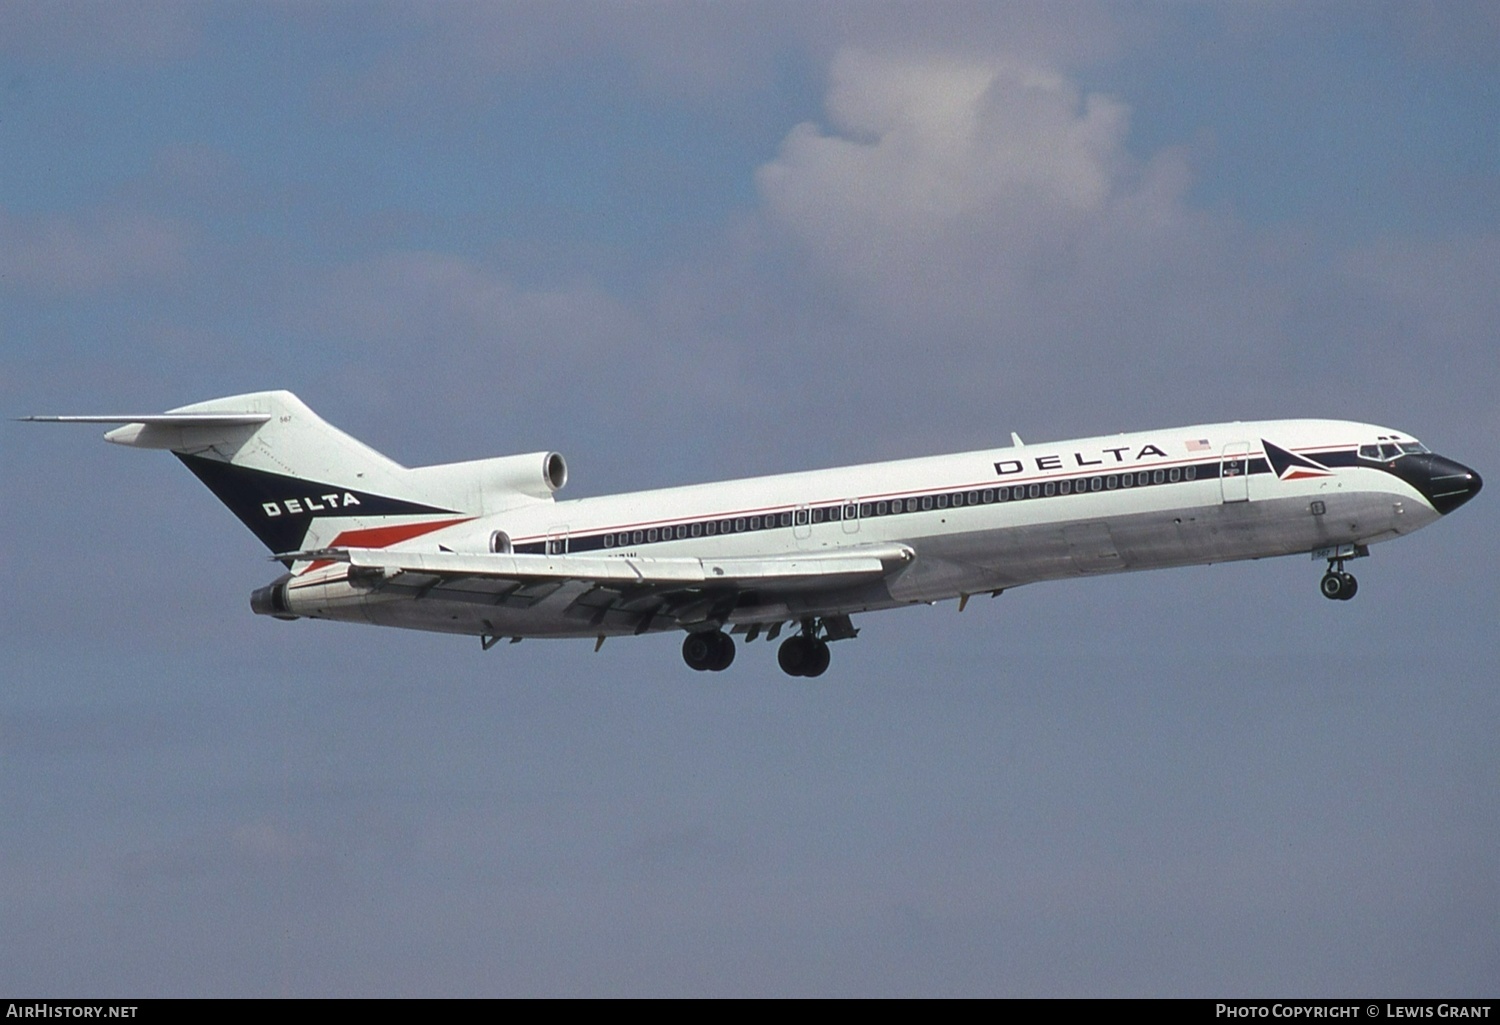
{"left": 1313, "top": 542, "right": 1368, "bottom": 601}
{"left": 682, "top": 630, "right": 735, "bottom": 672}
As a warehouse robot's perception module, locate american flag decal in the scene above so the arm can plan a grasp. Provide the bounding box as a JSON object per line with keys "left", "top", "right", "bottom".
{"left": 1186, "top": 439, "right": 1211, "bottom": 452}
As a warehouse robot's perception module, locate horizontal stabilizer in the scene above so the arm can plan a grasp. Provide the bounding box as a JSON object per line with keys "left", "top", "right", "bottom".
{"left": 18, "top": 413, "right": 270, "bottom": 425}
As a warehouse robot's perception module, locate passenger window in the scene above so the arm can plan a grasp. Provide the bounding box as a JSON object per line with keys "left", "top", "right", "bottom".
{"left": 1153, "top": 470, "right": 1164, "bottom": 484}
{"left": 1169, "top": 468, "right": 1180, "bottom": 482}
{"left": 1107, "top": 475, "right": 1118, "bottom": 489}
{"left": 921, "top": 496, "right": 932, "bottom": 511}
{"left": 1043, "top": 482, "right": 1055, "bottom": 496}
{"left": 1185, "top": 466, "right": 1197, "bottom": 481}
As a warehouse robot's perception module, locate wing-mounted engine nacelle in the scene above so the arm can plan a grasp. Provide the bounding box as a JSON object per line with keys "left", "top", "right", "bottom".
{"left": 407, "top": 451, "right": 568, "bottom": 514}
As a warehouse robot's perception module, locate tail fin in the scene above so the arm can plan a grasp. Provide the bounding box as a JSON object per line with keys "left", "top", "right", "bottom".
{"left": 33, "top": 390, "right": 566, "bottom": 556}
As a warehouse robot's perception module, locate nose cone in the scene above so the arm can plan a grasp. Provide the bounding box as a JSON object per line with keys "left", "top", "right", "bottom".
{"left": 1409, "top": 455, "right": 1483, "bottom": 515}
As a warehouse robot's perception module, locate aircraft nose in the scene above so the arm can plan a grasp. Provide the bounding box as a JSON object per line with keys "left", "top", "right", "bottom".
{"left": 1418, "top": 455, "right": 1482, "bottom": 515}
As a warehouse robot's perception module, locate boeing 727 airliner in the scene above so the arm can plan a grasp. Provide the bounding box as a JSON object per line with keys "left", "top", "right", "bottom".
{"left": 26, "top": 391, "right": 1481, "bottom": 676}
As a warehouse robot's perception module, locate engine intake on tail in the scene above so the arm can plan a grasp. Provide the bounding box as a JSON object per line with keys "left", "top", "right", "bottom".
{"left": 407, "top": 451, "right": 568, "bottom": 512}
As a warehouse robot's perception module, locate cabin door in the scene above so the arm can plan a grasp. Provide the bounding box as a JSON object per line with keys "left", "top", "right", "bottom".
{"left": 1220, "top": 444, "right": 1251, "bottom": 503}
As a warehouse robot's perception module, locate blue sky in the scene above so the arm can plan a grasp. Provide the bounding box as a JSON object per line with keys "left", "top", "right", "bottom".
{"left": 3, "top": 1, "right": 1497, "bottom": 996}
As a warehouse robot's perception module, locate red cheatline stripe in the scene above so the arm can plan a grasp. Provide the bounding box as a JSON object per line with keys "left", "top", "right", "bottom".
{"left": 329, "top": 518, "right": 474, "bottom": 548}
{"left": 303, "top": 518, "right": 474, "bottom": 571}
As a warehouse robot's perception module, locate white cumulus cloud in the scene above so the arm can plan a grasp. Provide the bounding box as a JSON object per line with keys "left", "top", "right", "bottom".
{"left": 756, "top": 49, "right": 1199, "bottom": 333}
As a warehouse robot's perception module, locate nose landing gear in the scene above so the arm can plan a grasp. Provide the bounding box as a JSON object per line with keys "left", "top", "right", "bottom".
{"left": 1314, "top": 542, "right": 1368, "bottom": 601}
{"left": 1320, "top": 570, "right": 1358, "bottom": 601}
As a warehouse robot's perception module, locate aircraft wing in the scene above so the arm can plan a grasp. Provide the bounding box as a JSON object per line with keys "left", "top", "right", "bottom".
{"left": 296, "top": 543, "right": 915, "bottom": 631}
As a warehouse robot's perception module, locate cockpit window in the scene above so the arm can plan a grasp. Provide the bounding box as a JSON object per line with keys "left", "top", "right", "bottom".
{"left": 1360, "top": 440, "right": 1430, "bottom": 461}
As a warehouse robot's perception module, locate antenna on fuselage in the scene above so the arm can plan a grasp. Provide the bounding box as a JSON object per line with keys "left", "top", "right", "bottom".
{"left": 1010, "top": 432, "right": 1024, "bottom": 447}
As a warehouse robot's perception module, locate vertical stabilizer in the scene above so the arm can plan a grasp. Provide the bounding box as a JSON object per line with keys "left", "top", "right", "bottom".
{"left": 106, "top": 391, "right": 466, "bottom": 555}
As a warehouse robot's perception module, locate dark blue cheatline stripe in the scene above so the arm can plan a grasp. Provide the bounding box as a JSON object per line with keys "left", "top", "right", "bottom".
{"left": 515, "top": 454, "right": 1289, "bottom": 555}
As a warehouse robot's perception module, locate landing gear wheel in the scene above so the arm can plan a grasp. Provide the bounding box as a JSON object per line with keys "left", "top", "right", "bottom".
{"left": 1320, "top": 571, "right": 1358, "bottom": 601}
{"left": 683, "top": 630, "right": 735, "bottom": 671}
{"left": 778, "top": 635, "right": 811, "bottom": 676}
{"left": 778, "top": 635, "right": 831, "bottom": 677}
{"left": 803, "top": 639, "right": 831, "bottom": 678}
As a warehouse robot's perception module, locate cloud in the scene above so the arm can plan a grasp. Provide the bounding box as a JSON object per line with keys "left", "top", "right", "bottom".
{"left": 0, "top": 207, "right": 192, "bottom": 295}
{"left": 755, "top": 48, "right": 1198, "bottom": 330}
{"left": 728, "top": 47, "right": 1293, "bottom": 446}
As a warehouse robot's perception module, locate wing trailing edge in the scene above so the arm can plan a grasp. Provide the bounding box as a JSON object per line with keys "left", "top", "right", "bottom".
{"left": 292, "top": 542, "right": 916, "bottom": 591}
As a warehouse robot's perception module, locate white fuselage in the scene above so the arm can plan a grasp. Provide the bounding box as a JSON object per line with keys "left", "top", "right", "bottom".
{"left": 283, "top": 419, "right": 1439, "bottom": 639}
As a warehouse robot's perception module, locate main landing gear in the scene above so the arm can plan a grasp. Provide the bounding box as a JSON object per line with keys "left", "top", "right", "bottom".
{"left": 1316, "top": 542, "right": 1369, "bottom": 601}
{"left": 777, "top": 633, "right": 831, "bottom": 678}
{"left": 777, "top": 616, "right": 857, "bottom": 677}
{"left": 681, "top": 615, "right": 857, "bottom": 676}
{"left": 682, "top": 630, "right": 735, "bottom": 672}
